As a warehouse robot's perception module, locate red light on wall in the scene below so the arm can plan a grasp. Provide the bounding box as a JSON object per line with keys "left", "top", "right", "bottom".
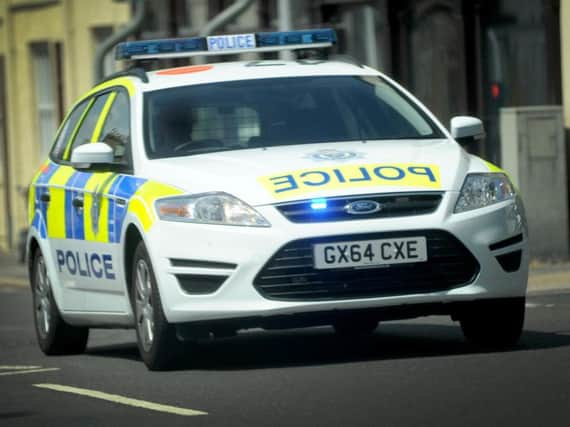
{"left": 491, "top": 83, "right": 501, "bottom": 99}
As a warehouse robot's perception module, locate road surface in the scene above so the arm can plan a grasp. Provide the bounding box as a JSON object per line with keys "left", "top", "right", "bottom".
{"left": 1, "top": 284, "right": 569, "bottom": 426}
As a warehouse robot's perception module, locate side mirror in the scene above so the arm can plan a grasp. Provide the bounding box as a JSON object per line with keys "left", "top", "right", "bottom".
{"left": 70, "top": 142, "right": 114, "bottom": 169}
{"left": 450, "top": 116, "right": 485, "bottom": 146}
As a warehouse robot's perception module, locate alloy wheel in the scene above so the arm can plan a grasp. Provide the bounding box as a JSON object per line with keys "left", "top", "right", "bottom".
{"left": 134, "top": 258, "right": 155, "bottom": 352}
{"left": 34, "top": 256, "right": 52, "bottom": 338}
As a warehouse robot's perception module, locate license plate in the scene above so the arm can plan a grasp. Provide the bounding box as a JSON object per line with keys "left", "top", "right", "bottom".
{"left": 313, "top": 237, "right": 427, "bottom": 270}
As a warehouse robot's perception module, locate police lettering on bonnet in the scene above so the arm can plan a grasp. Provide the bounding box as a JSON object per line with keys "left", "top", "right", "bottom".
{"left": 27, "top": 28, "right": 528, "bottom": 370}
{"left": 263, "top": 164, "right": 439, "bottom": 197}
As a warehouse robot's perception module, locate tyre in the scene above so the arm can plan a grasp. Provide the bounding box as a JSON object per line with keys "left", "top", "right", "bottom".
{"left": 131, "top": 241, "right": 184, "bottom": 370}
{"left": 31, "top": 248, "right": 89, "bottom": 355}
{"left": 333, "top": 318, "right": 378, "bottom": 337}
{"left": 459, "top": 297, "right": 525, "bottom": 348}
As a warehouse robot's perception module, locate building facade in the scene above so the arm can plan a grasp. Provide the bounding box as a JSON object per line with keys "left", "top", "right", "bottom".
{"left": 560, "top": 0, "right": 570, "bottom": 132}
{"left": 0, "top": 0, "right": 567, "bottom": 251}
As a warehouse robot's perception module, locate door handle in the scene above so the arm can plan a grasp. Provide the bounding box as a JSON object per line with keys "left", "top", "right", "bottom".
{"left": 40, "top": 193, "right": 50, "bottom": 203}
{"left": 72, "top": 197, "right": 84, "bottom": 209}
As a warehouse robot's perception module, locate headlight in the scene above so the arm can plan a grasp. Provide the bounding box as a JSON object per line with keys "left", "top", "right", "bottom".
{"left": 155, "top": 193, "right": 270, "bottom": 227}
{"left": 454, "top": 173, "right": 515, "bottom": 213}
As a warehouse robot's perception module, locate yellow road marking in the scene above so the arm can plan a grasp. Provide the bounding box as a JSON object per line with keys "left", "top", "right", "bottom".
{"left": 0, "top": 368, "right": 60, "bottom": 376}
{"left": 33, "top": 384, "right": 207, "bottom": 417}
{"left": 0, "top": 277, "right": 29, "bottom": 288}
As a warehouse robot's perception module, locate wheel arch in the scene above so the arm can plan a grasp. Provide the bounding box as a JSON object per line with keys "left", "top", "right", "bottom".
{"left": 27, "top": 236, "right": 40, "bottom": 287}
{"left": 123, "top": 222, "right": 143, "bottom": 298}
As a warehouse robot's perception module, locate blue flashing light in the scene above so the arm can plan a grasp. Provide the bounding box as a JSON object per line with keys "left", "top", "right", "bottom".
{"left": 256, "top": 29, "right": 337, "bottom": 47}
{"left": 310, "top": 199, "right": 328, "bottom": 210}
{"left": 115, "top": 37, "right": 207, "bottom": 60}
{"left": 115, "top": 29, "right": 337, "bottom": 60}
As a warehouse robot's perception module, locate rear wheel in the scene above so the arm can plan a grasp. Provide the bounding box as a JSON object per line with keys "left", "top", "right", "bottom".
{"left": 459, "top": 297, "right": 525, "bottom": 348}
{"left": 333, "top": 318, "right": 378, "bottom": 337}
{"left": 32, "top": 248, "right": 89, "bottom": 355}
{"left": 131, "top": 241, "right": 184, "bottom": 370}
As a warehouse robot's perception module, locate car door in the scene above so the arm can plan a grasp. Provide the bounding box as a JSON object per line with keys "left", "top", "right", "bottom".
{"left": 48, "top": 91, "right": 112, "bottom": 311}
{"left": 76, "top": 88, "right": 134, "bottom": 313}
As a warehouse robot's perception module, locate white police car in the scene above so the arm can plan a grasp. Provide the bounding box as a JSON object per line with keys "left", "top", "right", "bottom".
{"left": 28, "top": 29, "right": 528, "bottom": 370}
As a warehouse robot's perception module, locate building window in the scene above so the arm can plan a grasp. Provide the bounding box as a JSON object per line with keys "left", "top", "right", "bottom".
{"left": 30, "top": 42, "right": 63, "bottom": 158}
{"left": 92, "top": 27, "right": 117, "bottom": 78}
{"left": 142, "top": 0, "right": 192, "bottom": 39}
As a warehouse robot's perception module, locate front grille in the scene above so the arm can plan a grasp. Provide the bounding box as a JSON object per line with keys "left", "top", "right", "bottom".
{"left": 275, "top": 192, "right": 443, "bottom": 223}
{"left": 253, "top": 230, "right": 480, "bottom": 301}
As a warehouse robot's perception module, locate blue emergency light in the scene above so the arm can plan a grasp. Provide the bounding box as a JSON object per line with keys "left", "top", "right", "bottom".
{"left": 310, "top": 198, "right": 328, "bottom": 210}
{"left": 115, "top": 28, "right": 337, "bottom": 60}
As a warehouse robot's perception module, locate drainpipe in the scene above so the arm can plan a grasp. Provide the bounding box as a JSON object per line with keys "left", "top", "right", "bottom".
{"left": 362, "top": 4, "right": 378, "bottom": 69}
{"left": 277, "top": 0, "right": 293, "bottom": 60}
{"left": 199, "top": 0, "right": 256, "bottom": 37}
{"left": 93, "top": 0, "right": 146, "bottom": 84}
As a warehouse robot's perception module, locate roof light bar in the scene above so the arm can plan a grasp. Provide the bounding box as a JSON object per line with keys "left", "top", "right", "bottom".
{"left": 115, "top": 29, "right": 337, "bottom": 60}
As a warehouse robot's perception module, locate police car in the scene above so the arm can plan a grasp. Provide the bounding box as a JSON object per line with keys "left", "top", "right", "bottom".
{"left": 28, "top": 29, "right": 528, "bottom": 370}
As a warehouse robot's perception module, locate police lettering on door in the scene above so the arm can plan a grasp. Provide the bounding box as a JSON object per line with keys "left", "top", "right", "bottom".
{"left": 56, "top": 250, "right": 115, "bottom": 279}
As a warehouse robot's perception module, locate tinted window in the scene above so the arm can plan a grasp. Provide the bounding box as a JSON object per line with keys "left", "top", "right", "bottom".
{"left": 143, "top": 76, "right": 443, "bottom": 159}
{"left": 50, "top": 100, "right": 89, "bottom": 162}
{"left": 66, "top": 92, "right": 111, "bottom": 159}
{"left": 99, "top": 91, "right": 131, "bottom": 166}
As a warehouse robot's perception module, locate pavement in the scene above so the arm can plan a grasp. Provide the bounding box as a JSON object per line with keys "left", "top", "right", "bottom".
{"left": 1, "top": 249, "right": 569, "bottom": 293}
{"left": 0, "top": 251, "right": 28, "bottom": 288}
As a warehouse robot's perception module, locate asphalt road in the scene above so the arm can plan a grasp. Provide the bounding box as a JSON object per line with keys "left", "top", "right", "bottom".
{"left": 1, "top": 284, "right": 570, "bottom": 427}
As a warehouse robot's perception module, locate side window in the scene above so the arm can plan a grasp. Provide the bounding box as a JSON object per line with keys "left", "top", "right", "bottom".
{"left": 50, "top": 100, "right": 89, "bottom": 162}
{"left": 66, "top": 92, "right": 111, "bottom": 160}
{"left": 99, "top": 91, "right": 131, "bottom": 166}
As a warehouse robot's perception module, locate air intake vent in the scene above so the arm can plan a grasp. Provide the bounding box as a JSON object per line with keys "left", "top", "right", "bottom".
{"left": 489, "top": 234, "right": 523, "bottom": 251}
{"left": 170, "top": 258, "right": 237, "bottom": 269}
{"left": 496, "top": 250, "right": 522, "bottom": 273}
{"left": 176, "top": 274, "right": 227, "bottom": 295}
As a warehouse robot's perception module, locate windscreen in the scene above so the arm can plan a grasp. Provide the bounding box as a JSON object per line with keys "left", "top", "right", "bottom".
{"left": 143, "top": 75, "right": 443, "bottom": 158}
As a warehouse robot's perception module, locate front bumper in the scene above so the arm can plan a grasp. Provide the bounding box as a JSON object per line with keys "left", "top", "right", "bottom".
{"left": 145, "top": 191, "right": 528, "bottom": 325}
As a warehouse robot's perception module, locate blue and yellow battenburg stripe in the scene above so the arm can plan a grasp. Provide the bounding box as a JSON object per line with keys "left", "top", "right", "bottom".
{"left": 29, "top": 161, "right": 182, "bottom": 242}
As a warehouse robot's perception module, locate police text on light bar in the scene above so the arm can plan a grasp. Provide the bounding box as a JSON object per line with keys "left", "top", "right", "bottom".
{"left": 115, "top": 29, "right": 337, "bottom": 60}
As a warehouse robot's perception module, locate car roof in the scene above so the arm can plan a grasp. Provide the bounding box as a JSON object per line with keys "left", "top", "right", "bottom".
{"left": 136, "top": 59, "right": 382, "bottom": 92}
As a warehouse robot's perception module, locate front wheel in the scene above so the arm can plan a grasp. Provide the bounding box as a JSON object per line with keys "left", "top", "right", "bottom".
{"left": 32, "top": 248, "right": 89, "bottom": 355}
{"left": 459, "top": 297, "right": 525, "bottom": 348}
{"left": 131, "top": 241, "right": 184, "bottom": 370}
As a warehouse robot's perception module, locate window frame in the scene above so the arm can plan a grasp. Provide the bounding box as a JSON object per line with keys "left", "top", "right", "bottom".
{"left": 49, "top": 86, "right": 132, "bottom": 173}
{"left": 48, "top": 97, "right": 91, "bottom": 164}
{"left": 65, "top": 91, "right": 113, "bottom": 159}
{"left": 96, "top": 87, "right": 133, "bottom": 173}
